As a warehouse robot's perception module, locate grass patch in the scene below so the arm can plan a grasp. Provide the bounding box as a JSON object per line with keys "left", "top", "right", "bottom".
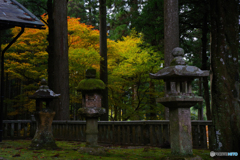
{"left": 0, "top": 140, "right": 214, "bottom": 160}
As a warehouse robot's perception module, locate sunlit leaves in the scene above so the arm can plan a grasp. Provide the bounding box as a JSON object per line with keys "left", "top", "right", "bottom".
{"left": 4, "top": 14, "right": 164, "bottom": 120}
{"left": 107, "top": 30, "right": 165, "bottom": 120}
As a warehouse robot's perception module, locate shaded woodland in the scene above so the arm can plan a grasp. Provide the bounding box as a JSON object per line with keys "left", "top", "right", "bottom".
{"left": 0, "top": 0, "right": 239, "bottom": 154}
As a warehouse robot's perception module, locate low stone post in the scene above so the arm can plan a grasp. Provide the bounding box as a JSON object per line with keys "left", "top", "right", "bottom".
{"left": 150, "top": 47, "right": 209, "bottom": 156}
{"left": 28, "top": 79, "right": 60, "bottom": 150}
{"left": 76, "top": 69, "right": 106, "bottom": 155}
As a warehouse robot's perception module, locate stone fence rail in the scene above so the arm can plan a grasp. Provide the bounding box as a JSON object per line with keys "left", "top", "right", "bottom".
{"left": 2, "top": 120, "right": 212, "bottom": 149}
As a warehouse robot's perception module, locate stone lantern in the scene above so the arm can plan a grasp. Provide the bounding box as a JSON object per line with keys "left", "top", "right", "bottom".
{"left": 150, "top": 47, "right": 209, "bottom": 155}
{"left": 76, "top": 69, "right": 106, "bottom": 149}
{"left": 28, "top": 79, "right": 60, "bottom": 150}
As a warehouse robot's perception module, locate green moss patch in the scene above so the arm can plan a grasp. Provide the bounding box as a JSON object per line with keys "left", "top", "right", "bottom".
{"left": 76, "top": 78, "right": 105, "bottom": 91}
{"left": 0, "top": 140, "right": 214, "bottom": 160}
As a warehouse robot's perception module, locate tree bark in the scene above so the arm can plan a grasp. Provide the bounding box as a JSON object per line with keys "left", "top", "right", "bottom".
{"left": 201, "top": 2, "right": 211, "bottom": 120}
{"left": 210, "top": 0, "right": 240, "bottom": 155}
{"left": 99, "top": 0, "right": 108, "bottom": 121}
{"left": 164, "top": 0, "right": 179, "bottom": 120}
{"left": 198, "top": 78, "right": 203, "bottom": 120}
{"left": 47, "top": 0, "right": 69, "bottom": 120}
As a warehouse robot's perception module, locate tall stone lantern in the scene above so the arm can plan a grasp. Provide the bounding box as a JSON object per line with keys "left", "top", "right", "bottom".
{"left": 150, "top": 47, "right": 209, "bottom": 155}
{"left": 28, "top": 79, "right": 60, "bottom": 150}
{"left": 76, "top": 69, "right": 106, "bottom": 148}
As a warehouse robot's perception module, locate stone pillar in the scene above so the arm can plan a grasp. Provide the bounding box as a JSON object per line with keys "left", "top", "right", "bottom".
{"left": 77, "top": 69, "right": 107, "bottom": 155}
{"left": 86, "top": 117, "right": 98, "bottom": 147}
{"left": 150, "top": 47, "right": 209, "bottom": 158}
{"left": 29, "top": 109, "right": 58, "bottom": 150}
{"left": 169, "top": 108, "right": 192, "bottom": 155}
{"left": 28, "top": 79, "right": 60, "bottom": 150}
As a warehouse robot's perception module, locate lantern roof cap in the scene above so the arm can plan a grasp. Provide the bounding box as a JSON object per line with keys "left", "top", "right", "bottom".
{"left": 29, "top": 79, "right": 60, "bottom": 100}
{"left": 149, "top": 47, "right": 209, "bottom": 80}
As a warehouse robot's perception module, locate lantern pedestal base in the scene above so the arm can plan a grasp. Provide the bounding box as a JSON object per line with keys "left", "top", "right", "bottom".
{"left": 85, "top": 117, "right": 99, "bottom": 147}
{"left": 29, "top": 109, "right": 59, "bottom": 150}
{"left": 78, "top": 106, "right": 106, "bottom": 155}
{"left": 169, "top": 107, "right": 193, "bottom": 155}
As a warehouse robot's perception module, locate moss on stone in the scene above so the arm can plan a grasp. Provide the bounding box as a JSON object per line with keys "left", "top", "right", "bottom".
{"left": 76, "top": 78, "right": 105, "bottom": 91}
{"left": 170, "top": 58, "right": 177, "bottom": 66}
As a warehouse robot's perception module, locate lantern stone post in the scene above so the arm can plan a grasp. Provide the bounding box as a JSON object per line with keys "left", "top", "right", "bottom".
{"left": 28, "top": 79, "right": 60, "bottom": 150}
{"left": 150, "top": 47, "right": 209, "bottom": 156}
{"left": 77, "top": 69, "right": 107, "bottom": 155}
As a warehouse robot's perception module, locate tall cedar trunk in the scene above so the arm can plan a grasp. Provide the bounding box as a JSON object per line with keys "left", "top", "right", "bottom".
{"left": 129, "top": 0, "right": 138, "bottom": 29}
{"left": 99, "top": 0, "right": 108, "bottom": 121}
{"left": 201, "top": 2, "right": 211, "bottom": 120}
{"left": 88, "top": 0, "right": 92, "bottom": 25}
{"left": 210, "top": 0, "right": 240, "bottom": 155}
{"left": 47, "top": 0, "right": 69, "bottom": 120}
{"left": 164, "top": 0, "right": 179, "bottom": 120}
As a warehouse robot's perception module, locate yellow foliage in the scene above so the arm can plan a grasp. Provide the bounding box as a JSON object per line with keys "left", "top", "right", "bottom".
{"left": 4, "top": 14, "right": 164, "bottom": 120}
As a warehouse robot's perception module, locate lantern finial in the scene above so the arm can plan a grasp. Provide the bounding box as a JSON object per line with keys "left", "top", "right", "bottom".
{"left": 170, "top": 47, "right": 186, "bottom": 65}
{"left": 86, "top": 69, "right": 96, "bottom": 79}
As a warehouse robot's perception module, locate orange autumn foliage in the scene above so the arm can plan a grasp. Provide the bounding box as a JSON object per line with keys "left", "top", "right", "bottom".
{"left": 4, "top": 14, "right": 164, "bottom": 120}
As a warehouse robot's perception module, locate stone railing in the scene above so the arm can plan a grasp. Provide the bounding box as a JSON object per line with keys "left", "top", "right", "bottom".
{"left": 2, "top": 120, "right": 212, "bottom": 149}
{"left": 3, "top": 120, "right": 31, "bottom": 139}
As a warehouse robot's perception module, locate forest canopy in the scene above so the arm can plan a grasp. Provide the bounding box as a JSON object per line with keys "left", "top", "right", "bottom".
{"left": 3, "top": 14, "right": 165, "bottom": 120}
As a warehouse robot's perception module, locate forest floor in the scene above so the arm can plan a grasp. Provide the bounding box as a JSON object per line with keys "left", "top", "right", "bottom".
{"left": 0, "top": 140, "right": 214, "bottom": 160}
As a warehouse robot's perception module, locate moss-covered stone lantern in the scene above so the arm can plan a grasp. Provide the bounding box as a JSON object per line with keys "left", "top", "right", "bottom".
{"left": 76, "top": 69, "right": 106, "bottom": 152}
{"left": 28, "top": 79, "right": 60, "bottom": 150}
{"left": 150, "top": 47, "right": 209, "bottom": 156}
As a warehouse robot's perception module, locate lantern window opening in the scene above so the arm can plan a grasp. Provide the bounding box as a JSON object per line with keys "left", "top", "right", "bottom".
{"left": 166, "top": 81, "right": 171, "bottom": 93}
{"left": 188, "top": 81, "right": 192, "bottom": 93}
{"left": 176, "top": 82, "right": 181, "bottom": 93}
{"left": 86, "top": 93, "right": 95, "bottom": 102}
{"left": 184, "top": 81, "right": 188, "bottom": 93}
{"left": 82, "top": 94, "right": 86, "bottom": 107}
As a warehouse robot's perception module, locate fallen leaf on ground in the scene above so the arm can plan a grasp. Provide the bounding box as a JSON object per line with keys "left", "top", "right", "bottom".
{"left": 51, "top": 153, "right": 60, "bottom": 157}
{"left": 12, "top": 153, "right": 20, "bottom": 157}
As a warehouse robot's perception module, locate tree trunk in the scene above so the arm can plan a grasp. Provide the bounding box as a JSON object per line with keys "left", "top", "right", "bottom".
{"left": 47, "top": 0, "right": 69, "bottom": 120}
{"left": 129, "top": 0, "right": 138, "bottom": 29}
{"left": 164, "top": 0, "right": 179, "bottom": 120}
{"left": 198, "top": 78, "right": 203, "bottom": 120}
{"left": 210, "top": 0, "right": 240, "bottom": 155}
{"left": 149, "top": 80, "right": 157, "bottom": 120}
{"left": 201, "top": 2, "right": 211, "bottom": 120}
{"left": 99, "top": 0, "right": 108, "bottom": 121}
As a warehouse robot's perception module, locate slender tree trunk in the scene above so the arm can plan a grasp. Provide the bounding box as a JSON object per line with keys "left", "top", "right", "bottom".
{"left": 149, "top": 80, "right": 157, "bottom": 120}
{"left": 114, "top": 105, "right": 118, "bottom": 121}
{"left": 201, "top": 1, "right": 211, "bottom": 120}
{"left": 164, "top": 0, "right": 179, "bottom": 120}
{"left": 132, "top": 85, "right": 139, "bottom": 120}
{"left": 47, "top": 0, "right": 69, "bottom": 120}
{"left": 210, "top": 0, "right": 240, "bottom": 155}
{"left": 129, "top": 0, "right": 138, "bottom": 29}
{"left": 88, "top": 0, "right": 92, "bottom": 25}
{"left": 198, "top": 78, "right": 203, "bottom": 120}
{"left": 99, "top": 0, "right": 108, "bottom": 121}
